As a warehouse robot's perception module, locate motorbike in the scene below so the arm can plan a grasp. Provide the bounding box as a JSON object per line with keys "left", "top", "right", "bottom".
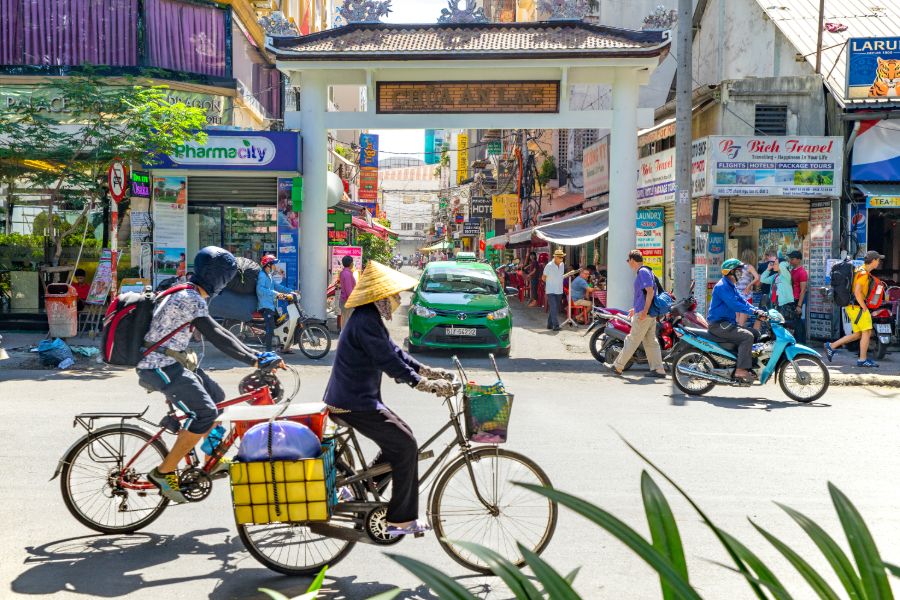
{"left": 227, "top": 294, "right": 332, "bottom": 360}
{"left": 870, "top": 306, "right": 893, "bottom": 360}
{"left": 671, "top": 309, "right": 829, "bottom": 403}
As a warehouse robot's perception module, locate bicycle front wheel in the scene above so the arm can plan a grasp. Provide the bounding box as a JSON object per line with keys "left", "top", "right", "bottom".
{"left": 430, "top": 447, "right": 558, "bottom": 574}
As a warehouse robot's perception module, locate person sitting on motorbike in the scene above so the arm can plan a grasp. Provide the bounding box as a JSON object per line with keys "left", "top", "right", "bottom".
{"left": 137, "top": 246, "right": 283, "bottom": 503}
{"left": 707, "top": 258, "right": 768, "bottom": 383}
{"left": 323, "top": 260, "right": 455, "bottom": 537}
{"left": 257, "top": 254, "right": 294, "bottom": 353}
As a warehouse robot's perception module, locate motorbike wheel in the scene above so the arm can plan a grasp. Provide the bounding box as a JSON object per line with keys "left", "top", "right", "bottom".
{"left": 874, "top": 335, "right": 888, "bottom": 360}
{"left": 604, "top": 341, "right": 634, "bottom": 371}
{"left": 229, "top": 322, "right": 262, "bottom": 348}
{"left": 297, "top": 324, "right": 331, "bottom": 359}
{"left": 588, "top": 328, "right": 605, "bottom": 362}
{"left": 672, "top": 351, "right": 717, "bottom": 396}
{"left": 777, "top": 356, "right": 829, "bottom": 403}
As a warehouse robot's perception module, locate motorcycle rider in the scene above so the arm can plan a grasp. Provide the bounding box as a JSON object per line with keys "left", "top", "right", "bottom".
{"left": 257, "top": 254, "right": 294, "bottom": 352}
{"left": 707, "top": 258, "right": 768, "bottom": 383}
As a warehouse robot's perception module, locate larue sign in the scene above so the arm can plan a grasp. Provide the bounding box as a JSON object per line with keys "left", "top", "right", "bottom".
{"left": 377, "top": 81, "right": 560, "bottom": 114}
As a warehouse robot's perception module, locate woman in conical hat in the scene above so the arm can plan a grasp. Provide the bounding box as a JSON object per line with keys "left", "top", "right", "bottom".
{"left": 323, "top": 260, "right": 454, "bottom": 537}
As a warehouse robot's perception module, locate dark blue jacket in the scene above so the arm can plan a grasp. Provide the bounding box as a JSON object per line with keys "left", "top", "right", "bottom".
{"left": 323, "top": 303, "right": 423, "bottom": 411}
{"left": 707, "top": 276, "right": 757, "bottom": 325}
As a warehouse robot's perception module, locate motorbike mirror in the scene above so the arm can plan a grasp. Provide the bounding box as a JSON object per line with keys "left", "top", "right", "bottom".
{"left": 505, "top": 286, "right": 519, "bottom": 296}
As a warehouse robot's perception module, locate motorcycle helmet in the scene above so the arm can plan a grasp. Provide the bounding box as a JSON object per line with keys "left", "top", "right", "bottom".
{"left": 190, "top": 246, "right": 237, "bottom": 298}
{"left": 260, "top": 254, "right": 278, "bottom": 269}
{"left": 721, "top": 258, "right": 743, "bottom": 277}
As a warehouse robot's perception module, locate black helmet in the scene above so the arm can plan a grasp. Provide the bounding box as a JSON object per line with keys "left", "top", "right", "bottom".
{"left": 190, "top": 246, "right": 237, "bottom": 298}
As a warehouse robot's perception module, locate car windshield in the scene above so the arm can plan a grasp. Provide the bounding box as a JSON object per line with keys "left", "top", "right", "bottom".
{"left": 421, "top": 268, "right": 500, "bottom": 295}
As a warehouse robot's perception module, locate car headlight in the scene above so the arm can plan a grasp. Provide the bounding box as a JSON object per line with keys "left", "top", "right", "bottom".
{"left": 412, "top": 304, "right": 436, "bottom": 319}
{"left": 487, "top": 307, "right": 510, "bottom": 321}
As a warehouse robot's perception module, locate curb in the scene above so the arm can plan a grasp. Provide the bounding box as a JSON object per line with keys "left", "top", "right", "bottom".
{"left": 830, "top": 373, "right": 900, "bottom": 388}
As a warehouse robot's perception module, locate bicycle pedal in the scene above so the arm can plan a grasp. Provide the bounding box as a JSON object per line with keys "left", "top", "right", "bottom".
{"left": 413, "top": 532, "right": 425, "bottom": 538}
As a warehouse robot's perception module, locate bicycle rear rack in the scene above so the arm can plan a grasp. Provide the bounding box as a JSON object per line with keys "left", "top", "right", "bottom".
{"left": 73, "top": 406, "right": 154, "bottom": 433}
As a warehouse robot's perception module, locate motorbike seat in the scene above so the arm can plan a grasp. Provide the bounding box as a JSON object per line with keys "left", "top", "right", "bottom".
{"left": 251, "top": 311, "right": 263, "bottom": 319}
{"left": 682, "top": 327, "right": 739, "bottom": 351}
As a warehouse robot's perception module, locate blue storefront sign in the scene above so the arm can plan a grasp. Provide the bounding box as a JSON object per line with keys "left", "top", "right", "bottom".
{"left": 154, "top": 130, "right": 302, "bottom": 171}
{"left": 846, "top": 37, "right": 900, "bottom": 100}
{"left": 359, "top": 133, "right": 379, "bottom": 168}
{"left": 277, "top": 178, "right": 300, "bottom": 289}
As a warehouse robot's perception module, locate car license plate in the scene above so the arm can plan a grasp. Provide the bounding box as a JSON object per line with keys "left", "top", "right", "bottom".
{"left": 876, "top": 324, "right": 892, "bottom": 334}
{"left": 446, "top": 327, "right": 476, "bottom": 337}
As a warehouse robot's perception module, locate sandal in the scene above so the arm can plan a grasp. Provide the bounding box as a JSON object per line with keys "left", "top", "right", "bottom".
{"left": 386, "top": 519, "right": 432, "bottom": 537}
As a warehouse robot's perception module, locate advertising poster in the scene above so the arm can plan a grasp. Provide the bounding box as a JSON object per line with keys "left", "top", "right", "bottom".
{"left": 277, "top": 178, "right": 299, "bottom": 289}
{"left": 152, "top": 176, "right": 188, "bottom": 287}
{"left": 693, "top": 264, "right": 709, "bottom": 317}
{"left": 636, "top": 208, "right": 664, "bottom": 279}
{"left": 808, "top": 200, "right": 835, "bottom": 339}
{"left": 707, "top": 232, "right": 725, "bottom": 277}
{"left": 637, "top": 148, "right": 675, "bottom": 207}
{"left": 850, "top": 202, "right": 867, "bottom": 249}
{"left": 359, "top": 133, "right": 379, "bottom": 168}
{"left": 708, "top": 136, "right": 842, "bottom": 197}
{"left": 86, "top": 249, "right": 118, "bottom": 305}
{"left": 492, "top": 194, "right": 517, "bottom": 219}
{"left": 758, "top": 227, "right": 800, "bottom": 260}
{"left": 846, "top": 37, "right": 900, "bottom": 99}
{"left": 583, "top": 137, "right": 610, "bottom": 200}
{"left": 457, "top": 133, "right": 469, "bottom": 185}
{"left": 330, "top": 246, "right": 362, "bottom": 276}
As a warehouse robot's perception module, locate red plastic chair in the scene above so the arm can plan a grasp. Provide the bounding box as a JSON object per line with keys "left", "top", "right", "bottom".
{"left": 570, "top": 301, "right": 590, "bottom": 324}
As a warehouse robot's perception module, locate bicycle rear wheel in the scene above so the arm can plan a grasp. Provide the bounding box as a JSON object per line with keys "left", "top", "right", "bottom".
{"left": 60, "top": 424, "right": 170, "bottom": 534}
{"left": 430, "top": 447, "right": 558, "bottom": 574}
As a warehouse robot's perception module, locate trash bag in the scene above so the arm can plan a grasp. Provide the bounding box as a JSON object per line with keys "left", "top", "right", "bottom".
{"left": 237, "top": 421, "right": 321, "bottom": 462}
{"left": 208, "top": 289, "right": 258, "bottom": 322}
{"left": 37, "top": 338, "right": 74, "bottom": 367}
{"left": 225, "top": 257, "right": 261, "bottom": 295}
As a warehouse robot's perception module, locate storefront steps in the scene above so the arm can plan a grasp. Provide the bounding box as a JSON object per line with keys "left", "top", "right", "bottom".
{"left": 0, "top": 313, "right": 50, "bottom": 333}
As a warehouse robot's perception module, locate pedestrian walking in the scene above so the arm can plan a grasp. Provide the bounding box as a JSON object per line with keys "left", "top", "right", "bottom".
{"left": 338, "top": 255, "right": 357, "bottom": 331}
{"left": 787, "top": 250, "right": 808, "bottom": 343}
{"left": 542, "top": 248, "right": 566, "bottom": 331}
{"left": 825, "top": 250, "right": 884, "bottom": 368}
{"left": 611, "top": 249, "right": 666, "bottom": 378}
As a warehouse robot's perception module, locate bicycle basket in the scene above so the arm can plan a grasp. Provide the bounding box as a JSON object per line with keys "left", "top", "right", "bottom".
{"left": 463, "top": 382, "right": 513, "bottom": 444}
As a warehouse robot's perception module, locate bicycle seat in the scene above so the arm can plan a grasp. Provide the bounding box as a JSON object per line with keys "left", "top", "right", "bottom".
{"left": 219, "top": 401, "right": 327, "bottom": 423}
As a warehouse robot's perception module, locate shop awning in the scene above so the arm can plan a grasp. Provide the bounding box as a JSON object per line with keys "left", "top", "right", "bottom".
{"left": 421, "top": 240, "right": 453, "bottom": 251}
{"left": 854, "top": 183, "right": 900, "bottom": 208}
{"left": 534, "top": 209, "right": 609, "bottom": 246}
{"left": 352, "top": 217, "right": 398, "bottom": 240}
{"left": 484, "top": 233, "right": 508, "bottom": 249}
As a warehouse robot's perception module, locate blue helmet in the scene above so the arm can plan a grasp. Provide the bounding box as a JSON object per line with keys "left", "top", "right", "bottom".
{"left": 190, "top": 246, "right": 237, "bottom": 298}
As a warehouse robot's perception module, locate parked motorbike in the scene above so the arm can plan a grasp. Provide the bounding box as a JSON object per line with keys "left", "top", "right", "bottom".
{"left": 227, "top": 294, "right": 332, "bottom": 359}
{"left": 870, "top": 306, "right": 893, "bottom": 360}
{"left": 671, "top": 309, "right": 829, "bottom": 403}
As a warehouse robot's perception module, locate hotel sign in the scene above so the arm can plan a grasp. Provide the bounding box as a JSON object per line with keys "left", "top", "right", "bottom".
{"left": 376, "top": 81, "right": 560, "bottom": 114}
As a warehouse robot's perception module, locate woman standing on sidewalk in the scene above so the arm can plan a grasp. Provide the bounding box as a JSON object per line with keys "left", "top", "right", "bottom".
{"left": 524, "top": 251, "right": 540, "bottom": 307}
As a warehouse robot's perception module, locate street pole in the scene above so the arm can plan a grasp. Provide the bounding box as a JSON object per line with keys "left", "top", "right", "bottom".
{"left": 519, "top": 129, "right": 528, "bottom": 227}
{"left": 814, "top": 0, "right": 826, "bottom": 74}
{"left": 674, "top": 0, "right": 693, "bottom": 302}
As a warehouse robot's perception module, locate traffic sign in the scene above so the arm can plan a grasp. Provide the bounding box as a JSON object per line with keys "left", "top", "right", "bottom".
{"left": 107, "top": 161, "right": 128, "bottom": 202}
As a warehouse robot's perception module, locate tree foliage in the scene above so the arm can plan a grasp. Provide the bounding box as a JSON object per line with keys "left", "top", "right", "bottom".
{"left": 0, "top": 74, "right": 207, "bottom": 264}
{"left": 358, "top": 218, "right": 397, "bottom": 265}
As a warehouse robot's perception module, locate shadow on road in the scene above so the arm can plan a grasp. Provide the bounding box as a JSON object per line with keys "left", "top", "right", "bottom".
{"left": 667, "top": 392, "right": 831, "bottom": 411}
{"left": 12, "top": 531, "right": 515, "bottom": 600}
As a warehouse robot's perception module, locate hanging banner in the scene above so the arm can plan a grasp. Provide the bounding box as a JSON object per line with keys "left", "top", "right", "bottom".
{"left": 86, "top": 249, "right": 118, "bottom": 305}
{"left": 583, "top": 137, "right": 610, "bottom": 200}
{"left": 808, "top": 200, "right": 834, "bottom": 339}
{"left": 845, "top": 37, "right": 900, "bottom": 99}
{"left": 457, "top": 133, "right": 469, "bottom": 185}
{"left": 636, "top": 208, "right": 664, "bottom": 279}
{"left": 359, "top": 133, "right": 379, "bottom": 168}
{"left": 277, "top": 178, "right": 300, "bottom": 289}
{"left": 152, "top": 176, "right": 188, "bottom": 288}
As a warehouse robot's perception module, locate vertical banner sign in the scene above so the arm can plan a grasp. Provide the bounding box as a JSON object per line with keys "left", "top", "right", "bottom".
{"left": 636, "top": 208, "right": 664, "bottom": 279}
{"left": 359, "top": 134, "right": 379, "bottom": 168}
{"left": 457, "top": 133, "right": 469, "bottom": 185}
{"left": 808, "top": 200, "right": 834, "bottom": 339}
{"left": 152, "top": 176, "right": 188, "bottom": 288}
{"left": 707, "top": 232, "right": 726, "bottom": 297}
{"left": 850, "top": 203, "right": 867, "bottom": 248}
{"left": 582, "top": 138, "right": 610, "bottom": 200}
{"left": 130, "top": 197, "right": 152, "bottom": 278}
{"left": 86, "top": 249, "right": 118, "bottom": 305}
{"left": 693, "top": 265, "right": 708, "bottom": 316}
{"left": 330, "top": 246, "right": 362, "bottom": 276}
{"left": 277, "top": 178, "right": 300, "bottom": 289}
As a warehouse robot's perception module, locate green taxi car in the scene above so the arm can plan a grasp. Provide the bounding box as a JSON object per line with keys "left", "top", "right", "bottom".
{"left": 408, "top": 255, "right": 513, "bottom": 356}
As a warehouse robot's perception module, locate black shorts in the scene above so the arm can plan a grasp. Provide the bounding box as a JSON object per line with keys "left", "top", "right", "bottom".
{"left": 137, "top": 363, "right": 224, "bottom": 434}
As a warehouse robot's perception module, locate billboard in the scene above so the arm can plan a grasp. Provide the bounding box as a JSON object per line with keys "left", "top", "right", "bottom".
{"left": 846, "top": 37, "right": 900, "bottom": 100}
{"left": 582, "top": 137, "right": 609, "bottom": 200}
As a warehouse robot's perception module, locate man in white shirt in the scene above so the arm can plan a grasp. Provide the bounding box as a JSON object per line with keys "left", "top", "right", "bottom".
{"left": 542, "top": 248, "right": 566, "bottom": 331}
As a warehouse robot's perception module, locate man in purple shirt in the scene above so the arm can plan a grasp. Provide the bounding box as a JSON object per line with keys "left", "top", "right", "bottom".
{"left": 338, "top": 255, "right": 357, "bottom": 329}
{"left": 611, "top": 249, "right": 665, "bottom": 378}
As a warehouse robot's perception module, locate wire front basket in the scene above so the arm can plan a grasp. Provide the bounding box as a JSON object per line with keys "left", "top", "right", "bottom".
{"left": 453, "top": 354, "right": 514, "bottom": 444}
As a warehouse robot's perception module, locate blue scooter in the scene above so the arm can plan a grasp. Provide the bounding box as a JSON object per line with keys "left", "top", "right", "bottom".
{"left": 671, "top": 309, "right": 829, "bottom": 403}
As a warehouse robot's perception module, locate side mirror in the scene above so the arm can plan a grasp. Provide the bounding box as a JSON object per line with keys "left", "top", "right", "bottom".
{"left": 505, "top": 286, "right": 519, "bottom": 296}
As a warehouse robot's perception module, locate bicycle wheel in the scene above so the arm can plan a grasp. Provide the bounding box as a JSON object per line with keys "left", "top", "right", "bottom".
{"left": 430, "top": 447, "right": 558, "bottom": 574}
{"left": 298, "top": 324, "right": 331, "bottom": 359}
{"left": 229, "top": 322, "right": 262, "bottom": 348}
{"left": 60, "top": 424, "right": 170, "bottom": 534}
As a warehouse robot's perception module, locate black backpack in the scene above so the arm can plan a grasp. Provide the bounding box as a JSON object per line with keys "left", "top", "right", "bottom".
{"left": 830, "top": 260, "right": 854, "bottom": 307}
{"left": 225, "top": 257, "right": 260, "bottom": 295}
{"left": 101, "top": 284, "right": 194, "bottom": 366}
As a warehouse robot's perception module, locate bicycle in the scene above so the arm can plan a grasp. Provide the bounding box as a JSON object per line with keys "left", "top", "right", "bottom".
{"left": 54, "top": 357, "right": 557, "bottom": 576}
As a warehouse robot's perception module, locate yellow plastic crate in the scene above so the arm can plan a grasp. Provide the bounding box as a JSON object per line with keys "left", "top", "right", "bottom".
{"left": 229, "top": 442, "right": 336, "bottom": 526}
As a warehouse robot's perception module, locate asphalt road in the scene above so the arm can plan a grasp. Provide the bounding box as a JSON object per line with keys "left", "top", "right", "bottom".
{"left": 2, "top": 291, "right": 900, "bottom": 599}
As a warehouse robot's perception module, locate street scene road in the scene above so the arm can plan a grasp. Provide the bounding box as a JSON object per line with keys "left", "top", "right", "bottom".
{"left": 3, "top": 290, "right": 900, "bottom": 599}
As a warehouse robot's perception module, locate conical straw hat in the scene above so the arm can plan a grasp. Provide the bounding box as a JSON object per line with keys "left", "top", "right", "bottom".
{"left": 344, "top": 260, "right": 419, "bottom": 309}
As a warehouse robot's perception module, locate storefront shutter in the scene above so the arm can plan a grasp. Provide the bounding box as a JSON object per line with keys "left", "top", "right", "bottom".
{"left": 663, "top": 202, "right": 698, "bottom": 222}
{"left": 187, "top": 177, "right": 278, "bottom": 203}
{"left": 728, "top": 198, "right": 810, "bottom": 221}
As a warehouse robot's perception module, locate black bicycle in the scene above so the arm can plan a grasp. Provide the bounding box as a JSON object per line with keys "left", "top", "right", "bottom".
{"left": 239, "top": 356, "right": 558, "bottom": 576}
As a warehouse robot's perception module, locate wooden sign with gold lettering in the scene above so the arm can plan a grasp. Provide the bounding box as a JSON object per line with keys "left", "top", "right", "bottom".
{"left": 377, "top": 81, "right": 560, "bottom": 114}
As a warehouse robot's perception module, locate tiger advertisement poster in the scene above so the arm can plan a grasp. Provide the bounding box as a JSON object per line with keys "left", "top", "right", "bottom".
{"left": 846, "top": 37, "right": 900, "bottom": 99}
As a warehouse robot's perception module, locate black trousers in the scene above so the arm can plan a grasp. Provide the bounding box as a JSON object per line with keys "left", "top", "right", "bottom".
{"left": 708, "top": 321, "right": 755, "bottom": 370}
{"left": 334, "top": 406, "right": 419, "bottom": 523}
{"left": 547, "top": 293, "right": 562, "bottom": 329}
{"left": 260, "top": 308, "right": 277, "bottom": 351}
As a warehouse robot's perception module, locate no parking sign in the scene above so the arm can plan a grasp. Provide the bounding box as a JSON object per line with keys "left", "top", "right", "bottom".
{"left": 107, "top": 160, "right": 128, "bottom": 202}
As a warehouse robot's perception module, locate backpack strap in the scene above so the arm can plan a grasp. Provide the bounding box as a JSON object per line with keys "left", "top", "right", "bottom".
{"left": 140, "top": 283, "right": 198, "bottom": 357}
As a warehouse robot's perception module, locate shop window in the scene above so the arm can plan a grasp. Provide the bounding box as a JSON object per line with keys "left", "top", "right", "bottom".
{"left": 415, "top": 222, "right": 425, "bottom": 230}
{"left": 400, "top": 222, "right": 413, "bottom": 231}
{"left": 754, "top": 105, "right": 788, "bottom": 136}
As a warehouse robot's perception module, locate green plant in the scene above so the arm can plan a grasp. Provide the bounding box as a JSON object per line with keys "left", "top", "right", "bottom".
{"left": 334, "top": 145, "right": 356, "bottom": 162}
{"left": 358, "top": 218, "right": 397, "bottom": 265}
{"left": 258, "top": 566, "right": 400, "bottom": 600}
{"left": 391, "top": 436, "right": 900, "bottom": 599}
{"left": 537, "top": 156, "right": 557, "bottom": 186}
{"left": 434, "top": 143, "right": 450, "bottom": 178}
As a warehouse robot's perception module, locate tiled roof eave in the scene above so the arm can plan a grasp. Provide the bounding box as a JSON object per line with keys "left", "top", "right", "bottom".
{"left": 273, "top": 48, "right": 669, "bottom": 61}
